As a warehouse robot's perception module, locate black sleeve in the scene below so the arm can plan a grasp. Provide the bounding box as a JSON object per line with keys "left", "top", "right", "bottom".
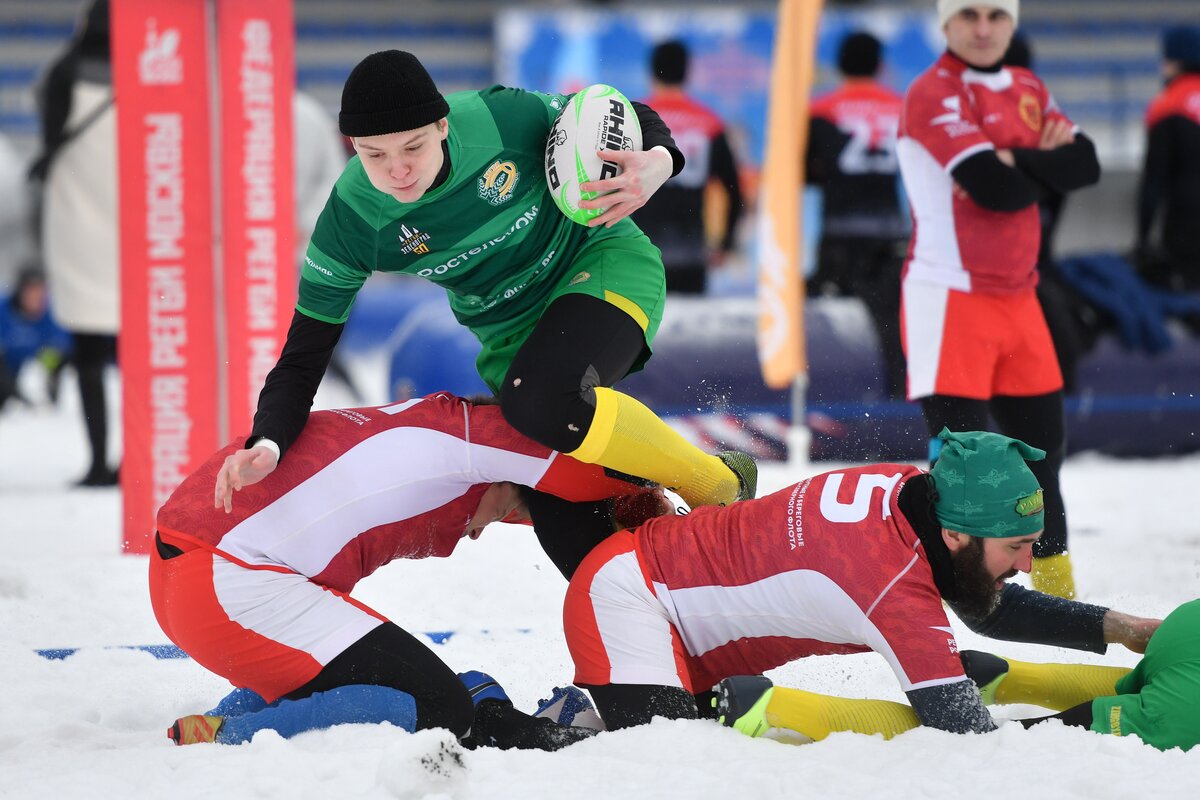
{"left": 904, "top": 680, "right": 996, "bottom": 734}
{"left": 248, "top": 310, "right": 343, "bottom": 458}
{"left": 951, "top": 583, "right": 1109, "bottom": 653}
{"left": 709, "top": 129, "right": 743, "bottom": 253}
{"left": 631, "top": 100, "right": 684, "bottom": 178}
{"left": 1010, "top": 133, "right": 1101, "bottom": 195}
{"left": 35, "top": 52, "right": 76, "bottom": 153}
{"left": 950, "top": 150, "right": 1040, "bottom": 211}
{"left": 805, "top": 117, "right": 846, "bottom": 187}
{"left": 1136, "top": 120, "right": 1172, "bottom": 249}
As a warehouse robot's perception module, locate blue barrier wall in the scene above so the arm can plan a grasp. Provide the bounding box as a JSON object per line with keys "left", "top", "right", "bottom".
{"left": 345, "top": 281, "right": 1200, "bottom": 462}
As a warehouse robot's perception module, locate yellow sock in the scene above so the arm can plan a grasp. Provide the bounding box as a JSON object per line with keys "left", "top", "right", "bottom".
{"left": 1031, "top": 553, "right": 1076, "bottom": 599}
{"left": 764, "top": 686, "right": 921, "bottom": 742}
{"left": 568, "top": 387, "right": 738, "bottom": 507}
{"left": 993, "top": 659, "right": 1131, "bottom": 712}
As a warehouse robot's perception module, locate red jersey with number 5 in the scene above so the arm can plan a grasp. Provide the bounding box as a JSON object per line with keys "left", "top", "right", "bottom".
{"left": 898, "top": 52, "right": 1073, "bottom": 294}
{"left": 633, "top": 464, "right": 966, "bottom": 693}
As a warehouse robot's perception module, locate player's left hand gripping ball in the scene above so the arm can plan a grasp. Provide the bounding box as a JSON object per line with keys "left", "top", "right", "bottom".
{"left": 545, "top": 84, "right": 643, "bottom": 226}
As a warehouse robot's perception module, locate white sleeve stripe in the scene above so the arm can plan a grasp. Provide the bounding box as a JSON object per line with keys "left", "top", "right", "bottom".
{"left": 944, "top": 141, "right": 993, "bottom": 173}
{"left": 908, "top": 674, "right": 972, "bottom": 691}
{"left": 866, "top": 552, "right": 920, "bottom": 618}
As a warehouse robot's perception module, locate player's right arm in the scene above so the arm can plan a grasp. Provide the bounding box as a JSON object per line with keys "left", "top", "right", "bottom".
{"left": 951, "top": 583, "right": 1161, "bottom": 654}
{"left": 215, "top": 174, "right": 371, "bottom": 510}
{"left": 214, "top": 312, "right": 343, "bottom": 512}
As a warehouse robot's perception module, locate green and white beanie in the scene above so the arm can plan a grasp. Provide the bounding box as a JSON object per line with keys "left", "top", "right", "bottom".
{"left": 929, "top": 428, "right": 1045, "bottom": 538}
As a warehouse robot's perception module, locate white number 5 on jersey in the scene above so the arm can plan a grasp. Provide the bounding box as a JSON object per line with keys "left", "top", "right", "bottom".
{"left": 819, "top": 472, "right": 903, "bottom": 523}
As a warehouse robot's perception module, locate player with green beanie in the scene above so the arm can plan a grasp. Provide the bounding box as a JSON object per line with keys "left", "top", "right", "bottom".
{"left": 709, "top": 430, "right": 1168, "bottom": 748}
{"left": 559, "top": 427, "right": 1158, "bottom": 740}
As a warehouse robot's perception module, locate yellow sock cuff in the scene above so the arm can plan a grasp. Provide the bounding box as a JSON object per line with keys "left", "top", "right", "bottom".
{"left": 764, "top": 686, "right": 921, "bottom": 742}
{"left": 1031, "top": 553, "right": 1076, "bottom": 600}
{"left": 568, "top": 386, "right": 619, "bottom": 464}
{"left": 994, "top": 659, "right": 1132, "bottom": 712}
{"left": 567, "top": 388, "right": 738, "bottom": 507}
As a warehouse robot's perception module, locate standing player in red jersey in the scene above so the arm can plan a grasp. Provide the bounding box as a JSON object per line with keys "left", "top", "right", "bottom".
{"left": 806, "top": 31, "right": 909, "bottom": 399}
{"left": 562, "top": 429, "right": 1160, "bottom": 735}
{"left": 896, "top": 1, "right": 1100, "bottom": 598}
{"left": 152, "top": 392, "right": 664, "bottom": 747}
{"left": 634, "top": 40, "right": 744, "bottom": 295}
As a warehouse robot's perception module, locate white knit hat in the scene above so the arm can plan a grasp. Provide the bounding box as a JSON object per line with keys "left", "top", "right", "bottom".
{"left": 937, "top": 0, "right": 1019, "bottom": 28}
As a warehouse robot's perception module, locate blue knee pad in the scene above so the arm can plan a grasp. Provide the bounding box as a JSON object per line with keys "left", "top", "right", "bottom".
{"left": 205, "top": 687, "right": 270, "bottom": 718}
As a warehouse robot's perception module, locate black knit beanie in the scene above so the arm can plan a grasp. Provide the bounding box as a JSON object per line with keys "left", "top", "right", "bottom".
{"left": 651, "top": 40, "right": 689, "bottom": 85}
{"left": 837, "top": 32, "right": 882, "bottom": 78}
{"left": 339, "top": 50, "right": 449, "bottom": 137}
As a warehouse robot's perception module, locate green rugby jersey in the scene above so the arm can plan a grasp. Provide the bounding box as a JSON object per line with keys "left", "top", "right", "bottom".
{"left": 300, "top": 85, "right": 643, "bottom": 342}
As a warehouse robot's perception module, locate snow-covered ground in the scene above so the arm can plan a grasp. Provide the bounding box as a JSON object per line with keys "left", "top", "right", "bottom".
{"left": 2, "top": 367, "right": 1198, "bottom": 799}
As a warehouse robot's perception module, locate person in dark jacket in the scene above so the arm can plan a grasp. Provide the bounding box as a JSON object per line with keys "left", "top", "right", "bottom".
{"left": 1136, "top": 25, "right": 1200, "bottom": 293}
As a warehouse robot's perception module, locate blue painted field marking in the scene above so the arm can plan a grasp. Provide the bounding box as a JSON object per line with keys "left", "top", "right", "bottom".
{"left": 35, "top": 629, "right": 538, "bottom": 660}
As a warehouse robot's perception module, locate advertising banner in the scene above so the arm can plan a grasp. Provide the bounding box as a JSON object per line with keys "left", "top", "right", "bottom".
{"left": 112, "top": 0, "right": 219, "bottom": 552}
{"left": 113, "top": 0, "right": 295, "bottom": 552}
{"left": 216, "top": 0, "right": 295, "bottom": 436}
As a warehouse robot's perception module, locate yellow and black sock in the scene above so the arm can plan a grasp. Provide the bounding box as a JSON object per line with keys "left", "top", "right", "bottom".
{"left": 569, "top": 387, "right": 739, "bottom": 508}
{"left": 1031, "top": 553, "right": 1077, "bottom": 600}
{"left": 764, "top": 686, "right": 921, "bottom": 742}
{"left": 991, "top": 658, "right": 1130, "bottom": 712}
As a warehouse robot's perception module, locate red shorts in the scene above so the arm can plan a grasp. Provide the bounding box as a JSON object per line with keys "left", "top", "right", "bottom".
{"left": 901, "top": 281, "right": 1063, "bottom": 401}
{"left": 563, "top": 531, "right": 707, "bottom": 694}
{"left": 148, "top": 538, "right": 385, "bottom": 703}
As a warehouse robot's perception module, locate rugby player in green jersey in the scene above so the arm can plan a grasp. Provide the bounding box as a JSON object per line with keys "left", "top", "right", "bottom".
{"left": 215, "top": 51, "right": 756, "bottom": 570}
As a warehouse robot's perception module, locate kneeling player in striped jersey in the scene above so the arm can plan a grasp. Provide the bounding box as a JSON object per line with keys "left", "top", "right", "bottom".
{"left": 153, "top": 392, "right": 667, "bottom": 747}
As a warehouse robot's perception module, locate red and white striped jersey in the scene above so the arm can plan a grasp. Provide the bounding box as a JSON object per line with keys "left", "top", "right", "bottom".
{"left": 898, "top": 52, "right": 1073, "bottom": 294}
{"left": 157, "top": 393, "right": 634, "bottom": 593}
{"left": 633, "top": 464, "right": 966, "bottom": 692}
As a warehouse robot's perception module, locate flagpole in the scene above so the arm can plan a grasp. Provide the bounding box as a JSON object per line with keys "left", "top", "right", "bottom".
{"left": 789, "top": 374, "right": 811, "bottom": 468}
{"left": 756, "top": 0, "right": 822, "bottom": 467}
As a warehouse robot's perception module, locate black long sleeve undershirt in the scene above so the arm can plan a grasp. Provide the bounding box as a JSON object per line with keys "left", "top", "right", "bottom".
{"left": 631, "top": 99, "right": 685, "bottom": 177}
{"left": 950, "top": 150, "right": 1040, "bottom": 211}
{"left": 1137, "top": 119, "right": 1173, "bottom": 248}
{"left": 1010, "top": 133, "right": 1100, "bottom": 195}
{"left": 248, "top": 311, "right": 343, "bottom": 456}
{"left": 709, "top": 129, "right": 744, "bottom": 253}
{"left": 951, "top": 134, "right": 1099, "bottom": 214}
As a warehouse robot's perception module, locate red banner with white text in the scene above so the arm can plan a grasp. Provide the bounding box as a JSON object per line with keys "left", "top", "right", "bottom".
{"left": 216, "top": 1, "right": 295, "bottom": 436}
{"left": 112, "top": 0, "right": 219, "bottom": 552}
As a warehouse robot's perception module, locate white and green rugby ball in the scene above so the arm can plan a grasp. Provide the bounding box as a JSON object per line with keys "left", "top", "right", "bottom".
{"left": 545, "top": 84, "right": 643, "bottom": 225}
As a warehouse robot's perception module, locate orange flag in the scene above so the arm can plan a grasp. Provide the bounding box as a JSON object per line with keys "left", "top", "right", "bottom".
{"left": 757, "top": 0, "right": 823, "bottom": 389}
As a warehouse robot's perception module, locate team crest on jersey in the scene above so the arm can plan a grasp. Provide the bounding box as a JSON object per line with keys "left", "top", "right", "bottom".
{"left": 398, "top": 224, "right": 431, "bottom": 255}
{"left": 1018, "top": 94, "right": 1042, "bottom": 132}
{"left": 478, "top": 160, "right": 520, "bottom": 206}
{"left": 568, "top": 271, "right": 591, "bottom": 286}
